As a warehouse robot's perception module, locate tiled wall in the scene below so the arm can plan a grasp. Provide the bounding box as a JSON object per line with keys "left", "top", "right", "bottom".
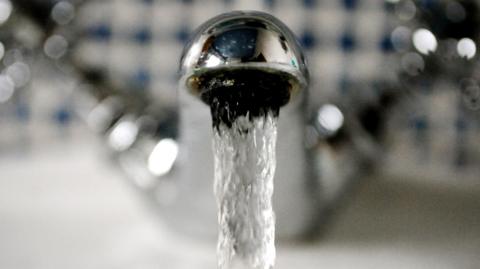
{"left": 2, "top": 0, "right": 480, "bottom": 182}
{"left": 72, "top": 0, "right": 395, "bottom": 105}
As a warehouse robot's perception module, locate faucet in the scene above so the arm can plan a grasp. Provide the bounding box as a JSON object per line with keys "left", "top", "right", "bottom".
{"left": 179, "top": 11, "right": 308, "bottom": 114}
{"left": 87, "top": 10, "right": 373, "bottom": 241}
{"left": 168, "top": 11, "right": 318, "bottom": 240}
{"left": 11, "top": 0, "right": 480, "bottom": 247}
{"left": 13, "top": 0, "right": 373, "bottom": 240}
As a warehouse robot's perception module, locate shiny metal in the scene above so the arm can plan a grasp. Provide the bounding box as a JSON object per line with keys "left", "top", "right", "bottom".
{"left": 169, "top": 11, "right": 320, "bottom": 240}
{"left": 32, "top": 4, "right": 372, "bottom": 242}
{"left": 17, "top": 0, "right": 480, "bottom": 251}
{"left": 179, "top": 11, "right": 308, "bottom": 103}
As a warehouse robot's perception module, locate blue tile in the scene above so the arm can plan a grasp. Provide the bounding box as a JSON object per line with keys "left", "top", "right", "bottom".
{"left": 340, "top": 32, "right": 356, "bottom": 51}
{"left": 419, "top": 0, "right": 435, "bottom": 9}
{"left": 299, "top": 30, "right": 317, "bottom": 49}
{"left": 15, "top": 103, "right": 30, "bottom": 122}
{"left": 53, "top": 107, "right": 72, "bottom": 125}
{"left": 380, "top": 34, "right": 393, "bottom": 52}
{"left": 412, "top": 117, "right": 428, "bottom": 131}
{"left": 87, "top": 24, "right": 112, "bottom": 41}
{"left": 264, "top": 0, "right": 275, "bottom": 8}
{"left": 302, "top": 0, "right": 317, "bottom": 8}
{"left": 134, "top": 28, "right": 152, "bottom": 44}
{"left": 131, "top": 69, "right": 151, "bottom": 89}
{"left": 342, "top": 0, "right": 358, "bottom": 10}
{"left": 175, "top": 26, "right": 190, "bottom": 43}
{"left": 383, "top": 1, "right": 395, "bottom": 12}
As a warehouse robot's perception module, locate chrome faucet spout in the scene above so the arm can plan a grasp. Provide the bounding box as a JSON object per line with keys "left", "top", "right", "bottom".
{"left": 171, "top": 11, "right": 318, "bottom": 240}
{"left": 179, "top": 11, "right": 309, "bottom": 128}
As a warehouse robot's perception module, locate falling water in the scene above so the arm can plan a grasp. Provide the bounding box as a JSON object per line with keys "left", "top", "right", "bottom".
{"left": 212, "top": 111, "right": 278, "bottom": 269}
{"left": 193, "top": 68, "right": 290, "bottom": 269}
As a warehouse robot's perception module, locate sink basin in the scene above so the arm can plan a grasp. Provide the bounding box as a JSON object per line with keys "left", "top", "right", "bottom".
{"left": 1, "top": 130, "right": 479, "bottom": 269}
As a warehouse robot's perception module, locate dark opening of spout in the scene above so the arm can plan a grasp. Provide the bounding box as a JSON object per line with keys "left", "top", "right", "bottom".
{"left": 191, "top": 69, "right": 292, "bottom": 129}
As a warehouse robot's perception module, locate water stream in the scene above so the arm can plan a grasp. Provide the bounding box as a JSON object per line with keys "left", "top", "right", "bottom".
{"left": 212, "top": 111, "right": 278, "bottom": 269}
{"left": 194, "top": 68, "right": 290, "bottom": 269}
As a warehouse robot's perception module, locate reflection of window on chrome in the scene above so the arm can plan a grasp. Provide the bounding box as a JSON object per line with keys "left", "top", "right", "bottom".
{"left": 0, "top": 0, "right": 12, "bottom": 25}
{"left": 0, "top": 74, "right": 14, "bottom": 103}
{"left": 148, "top": 139, "right": 179, "bottom": 177}
{"left": 316, "top": 104, "right": 344, "bottom": 136}
{"left": 412, "top": 28, "right": 437, "bottom": 55}
{"left": 108, "top": 119, "right": 139, "bottom": 152}
{"left": 457, "top": 38, "right": 476, "bottom": 59}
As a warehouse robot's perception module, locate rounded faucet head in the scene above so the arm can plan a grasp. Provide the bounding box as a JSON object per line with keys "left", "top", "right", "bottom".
{"left": 179, "top": 11, "right": 309, "bottom": 107}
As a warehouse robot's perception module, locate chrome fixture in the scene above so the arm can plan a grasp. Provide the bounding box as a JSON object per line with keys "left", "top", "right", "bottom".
{"left": 169, "top": 11, "right": 358, "bottom": 240}
{"left": 11, "top": 1, "right": 374, "bottom": 241}
{"left": 179, "top": 11, "right": 308, "bottom": 105}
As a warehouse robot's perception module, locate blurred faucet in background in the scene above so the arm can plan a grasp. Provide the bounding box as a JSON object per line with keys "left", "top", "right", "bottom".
{"left": 3, "top": 0, "right": 480, "bottom": 245}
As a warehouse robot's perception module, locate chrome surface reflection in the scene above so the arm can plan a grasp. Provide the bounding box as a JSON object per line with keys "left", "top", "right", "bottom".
{"left": 180, "top": 11, "right": 308, "bottom": 101}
